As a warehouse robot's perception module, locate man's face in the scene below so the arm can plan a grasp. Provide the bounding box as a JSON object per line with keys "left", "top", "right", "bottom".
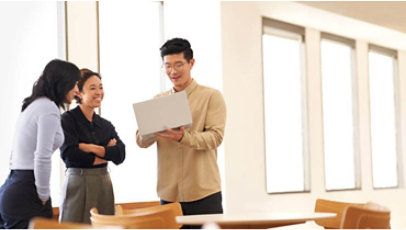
{"left": 163, "top": 52, "right": 194, "bottom": 91}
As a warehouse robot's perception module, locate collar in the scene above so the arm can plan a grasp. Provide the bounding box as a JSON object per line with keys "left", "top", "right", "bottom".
{"left": 171, "top": 79, "right": 198, "bottom": 96}
{"left": 72, "top": 106, "right": 102, "bottom": 128}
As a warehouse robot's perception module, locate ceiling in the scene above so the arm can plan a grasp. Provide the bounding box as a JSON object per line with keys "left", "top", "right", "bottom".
{"left": 299, "top": 1, "right": 406, "bottom": 34}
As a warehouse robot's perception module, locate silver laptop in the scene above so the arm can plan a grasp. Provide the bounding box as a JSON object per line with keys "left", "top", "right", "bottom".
{"left": 133, "top": 91, "right": 192, "bottom": 139}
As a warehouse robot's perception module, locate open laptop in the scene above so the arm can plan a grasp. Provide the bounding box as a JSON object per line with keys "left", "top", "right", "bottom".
{"left": 133, "top": 91, "right": 192, "bottom": 139}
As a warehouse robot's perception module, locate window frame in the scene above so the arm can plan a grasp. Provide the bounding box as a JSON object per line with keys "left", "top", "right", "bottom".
{"left": 262, "top": 18, "right": 310, "bottom": 194}
{"left": 368, "top": 44, "right": 402, "bottom": 190}
{"left": 319, "top": 32, "right": 361, "bottom": 192}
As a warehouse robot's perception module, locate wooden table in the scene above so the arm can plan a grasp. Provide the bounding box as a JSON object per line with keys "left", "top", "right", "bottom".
{"left": 176, "top": 212, "right": 336, "bottom": 229}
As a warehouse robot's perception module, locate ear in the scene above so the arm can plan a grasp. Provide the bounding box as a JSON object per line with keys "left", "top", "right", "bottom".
{"left": 189, "top": 59, "right": 195, "bottom": 68}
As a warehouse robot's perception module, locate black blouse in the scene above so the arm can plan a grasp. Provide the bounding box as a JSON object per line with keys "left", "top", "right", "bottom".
{"left": 60, "top": 106, "right": 125, "bottom": 168}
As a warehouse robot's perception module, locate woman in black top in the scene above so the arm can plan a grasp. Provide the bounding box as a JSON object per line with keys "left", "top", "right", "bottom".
{"left": 59, "top": 69, "right": 125, "bottom": 224}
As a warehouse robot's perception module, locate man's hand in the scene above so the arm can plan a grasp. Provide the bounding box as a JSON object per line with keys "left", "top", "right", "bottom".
{"left": 154, "top": 126, "right": 185, "bottom": 142}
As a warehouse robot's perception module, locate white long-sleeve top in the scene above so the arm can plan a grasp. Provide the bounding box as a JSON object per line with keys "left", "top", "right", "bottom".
{"left": 10, "top": 97, "right": 64, "bottom": 202}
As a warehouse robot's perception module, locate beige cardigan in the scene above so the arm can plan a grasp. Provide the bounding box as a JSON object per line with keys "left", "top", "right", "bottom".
{"left": 137, "top": 79, "right": 226, "bottom": 202}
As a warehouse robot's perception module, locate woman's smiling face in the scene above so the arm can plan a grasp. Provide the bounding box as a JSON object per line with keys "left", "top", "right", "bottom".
{"left": 79, "top": 75, "right": 104, "bottom": 108}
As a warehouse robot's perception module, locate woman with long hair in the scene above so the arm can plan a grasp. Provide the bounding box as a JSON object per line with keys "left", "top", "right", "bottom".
{"left": 0, "top": 59, "right": 81, "bottom": 228}
{"left": 59, "top": 68, "right": 125, "bottom": 224}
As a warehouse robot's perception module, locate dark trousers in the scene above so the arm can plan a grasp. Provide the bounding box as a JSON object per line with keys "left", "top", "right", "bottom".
{"left": 161, "top": 191, "right": 223, "bottom": 229}
{"left": 0, "top": 170, "right": 52, "bottom": 229}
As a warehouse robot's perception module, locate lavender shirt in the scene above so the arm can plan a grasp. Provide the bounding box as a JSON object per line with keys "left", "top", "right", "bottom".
{"left": 10, "top": 97, "right": 64, "bottom": 201}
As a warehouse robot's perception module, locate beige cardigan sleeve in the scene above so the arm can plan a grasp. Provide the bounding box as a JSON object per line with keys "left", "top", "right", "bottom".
{"left": 180, "top": 90, "right": 226, "bottom": 150}
{"left": 136, "top": 130, "right": 157, "bottom": 148}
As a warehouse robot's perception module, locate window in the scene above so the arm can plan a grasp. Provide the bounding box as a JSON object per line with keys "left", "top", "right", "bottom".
{"left": 262, "top": 18, "right": 308, "bottom": 193}
{"left": 162, "top": 1, "right": 226, "bottom": 198}
{"left": 320, "top": 34, "right": 359, "bottom": 191}
{"left": 368, "top": 45, "right": 399, "bottom": 189}
{"left": 0, "top": 2, "right": 66, "bottom": 205}
{"left": 98, "top": 1, "right": 163, "bottom": 202}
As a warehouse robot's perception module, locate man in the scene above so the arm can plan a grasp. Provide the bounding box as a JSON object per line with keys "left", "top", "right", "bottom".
{"left": 136, "top": 38, "right": 226, "bottom": 221}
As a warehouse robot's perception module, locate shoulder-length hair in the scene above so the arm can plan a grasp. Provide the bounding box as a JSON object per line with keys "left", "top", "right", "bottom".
{"left": 22, "top": 59, "right": 81, "bottom": 111}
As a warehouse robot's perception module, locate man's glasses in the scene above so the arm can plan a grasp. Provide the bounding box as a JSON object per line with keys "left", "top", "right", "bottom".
{"left": 163, "top": 62, "right": 186, "bottom": 72}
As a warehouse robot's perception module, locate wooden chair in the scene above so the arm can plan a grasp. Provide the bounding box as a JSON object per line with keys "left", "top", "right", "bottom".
{"left": 115, "top": 202, "right": 183, "bottom": 228}
{"left": 52, "top": 207, "right": 59, "bottom": 221}
{"left": 51, "top": 201, "right": 160, "bottom": 221}
{"left": 315, "top": 198, "right": 362, "bottom": 228}
{"left": 28, "top": 217, "right": 92, "bottom": 229}
{"left": 341, "top": 203, "right": 391, "bottom": 229}
{"left": 314, "top": 198, "right": 391, "bottom": 229}
{"left": 90, "top": 203, "right": 180, "bottom": 229}
{"left": 116, "top": 201, "right": 160, "bottom": 210}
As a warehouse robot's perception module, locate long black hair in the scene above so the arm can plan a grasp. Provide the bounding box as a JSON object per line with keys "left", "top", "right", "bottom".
{"left": 22, "top": 59, "right": 81, "bottom": 111}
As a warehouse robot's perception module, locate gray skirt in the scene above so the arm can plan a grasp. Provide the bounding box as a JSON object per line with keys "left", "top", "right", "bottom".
{"left": 59, "top": 167, "right": 114, "bottom": 224}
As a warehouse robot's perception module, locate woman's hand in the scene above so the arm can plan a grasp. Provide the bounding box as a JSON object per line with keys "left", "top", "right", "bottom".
{"left": 41, "top": 198, "right": 49, "bottom": 206}
{"left": 93, "top": 157, "right": 108, "bottom": 165}
{"left": 107, "top": 138, "right": 117, "bottom": 146}
{"left": 79, "top": 143, "right": 92, "bottom": 153}
{"left": 79, "top": 143, "right": 105, "bottom": 158}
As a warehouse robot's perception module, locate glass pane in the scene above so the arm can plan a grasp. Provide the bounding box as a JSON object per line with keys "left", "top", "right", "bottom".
{"left": 369, "top": 51, "right": 398, "bottom": 188}
{"left": 0, "top": 2, "right": 63, "bottom": 205}
{"left": 99, "top": 2, "right": 162, "bottom": 202}
{"left": 262, "top": 33, "right": 305, "bottom": 193}
{"left": 320, "top": 39, "right": 356, "bottom": 190}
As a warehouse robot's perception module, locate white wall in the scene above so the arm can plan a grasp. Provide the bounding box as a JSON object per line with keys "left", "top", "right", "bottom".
{"left": 221, "top": 2, "right": 406, "bottom": 228}
{"left": 0, "top": 1, "right": 63, "bottom": 193}
{"left": 66, "top": 2, "right": 99, "bottom": 70}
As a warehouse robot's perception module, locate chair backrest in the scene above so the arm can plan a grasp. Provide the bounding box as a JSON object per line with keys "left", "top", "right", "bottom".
{"left": 115, "top": 201, "right": 160, "bottom": 209}
{"left": 314, "top": 198, "right": 363, "bottom": 229}
{"left": 115, "top": 202, "right": 183, "bottom": 228}
{"left": 52, "top": 207, "right": 60, "bottom": 221}
{"left": 28, "top": 217, "right": 92, "bottom": 229}
{"left": 341, "top": 203, "right": 391, "bottom": 229}
{"left": 50, "top": 202, "right": 160, "bottom": 221}
{"left": 91, "top": 204, "right": 179, "bottom": 229}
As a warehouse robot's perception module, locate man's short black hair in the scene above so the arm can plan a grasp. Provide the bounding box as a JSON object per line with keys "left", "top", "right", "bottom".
{"left": 160, "top": 38, "right": 193, "bottom": 62}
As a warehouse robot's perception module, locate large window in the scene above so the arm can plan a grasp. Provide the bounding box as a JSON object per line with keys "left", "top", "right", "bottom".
{"left": 320, "top": 34, "right": 359, "bottom": 191}
{"left": 0, "top": 2, "right": 66, "bottom": 206}
{"left": 262, "top": 19, "right": 308, "bottom": 193}
{"left": 99, "top": 1, "right": 225, "bottom": 203}
{"left": 368, "top": 45, "right": 399, "bottom": 189}
{"left": 99, "top": 2, "right": 163, "bottom": 202}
